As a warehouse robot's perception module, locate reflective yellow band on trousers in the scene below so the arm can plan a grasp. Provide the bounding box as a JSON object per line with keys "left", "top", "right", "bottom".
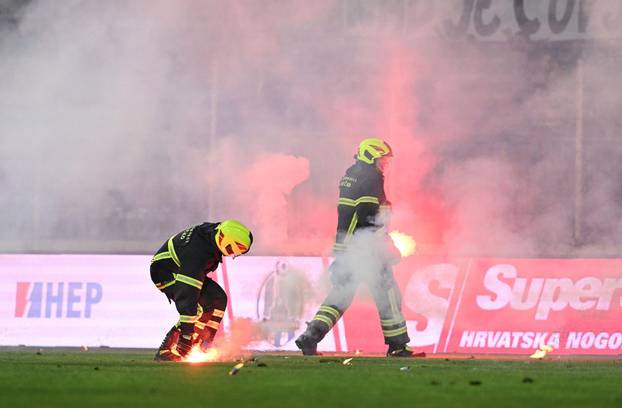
{"left": 179, "top": 314, "right": 198, "bottom": 323}
{"left": 313, "top": 315, "right": 334, "bottom": 328}
{"left": 319, "top": 305, "right": 340, "bottom": 319}
{"left": 175, "top": 274, "right": 203, "bottom": 289}
{"left": 206, "top": 321, "right": 220, "bottom": 329}
{"left": 382, "top": 326, "right": 408, "bottom": 337}
{"left": 333, "top": 243, "right": 347, "bottom": 252}
{"left": 155, "top": 280, "right": 175, "bottom": 290}
{"left": 381, "top": 317, "right": 405, "bottom": 326}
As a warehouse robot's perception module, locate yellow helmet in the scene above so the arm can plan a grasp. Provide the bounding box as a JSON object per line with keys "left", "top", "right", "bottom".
{"left": 214, "top": 220, "right": 253, "bottom": 257}
{"left": 357, "top": 138, "right": 393, "bottom": 164}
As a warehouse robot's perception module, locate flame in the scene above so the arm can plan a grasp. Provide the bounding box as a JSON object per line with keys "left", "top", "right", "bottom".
{"left": 530, "top": 344, "right": 554, "bottom": 359}
{"left": 389, "top": 230, "right": 416, "bottom": 257}
{"left": 184, "top": 345, "right": 220, "bottom": 363}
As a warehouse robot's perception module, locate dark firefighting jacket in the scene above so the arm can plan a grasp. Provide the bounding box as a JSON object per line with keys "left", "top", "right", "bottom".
{"left": 151, "top": 222, "right": 223, "bottom": 334}
{"left": 333, "top": 160, "right": 390, "bottom": 253}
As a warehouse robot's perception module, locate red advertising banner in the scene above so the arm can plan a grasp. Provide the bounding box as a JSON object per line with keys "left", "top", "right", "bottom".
{"left": 339, "top": 258, "right": 622, "bottom": 355}
{"left": 443, "top": 258, "right": 622, "bottom": 355}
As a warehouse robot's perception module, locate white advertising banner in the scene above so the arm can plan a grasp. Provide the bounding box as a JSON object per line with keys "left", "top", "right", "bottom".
{"left": 221, "top": 256, "right": 339, "bottom": 352}
{"left": 0, "top": 254, "right": 178, "bottom": 348}
{"left": 0, "top": 254, "right": 338, "bottom": 351}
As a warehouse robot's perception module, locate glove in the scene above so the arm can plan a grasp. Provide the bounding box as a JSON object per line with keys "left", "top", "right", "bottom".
{"left": 176, "top": 334, "right": 194, "bottom": 357}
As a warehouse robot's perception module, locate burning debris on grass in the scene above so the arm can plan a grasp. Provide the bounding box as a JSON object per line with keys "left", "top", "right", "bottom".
{"left": 228, "top": 362, "right": 244, "bottom": 376}
{"left": 183, "top": 318, "right": 263, "bottom": 364}
{"left": 530, "top": 344, "right": 555, "bottom": 359}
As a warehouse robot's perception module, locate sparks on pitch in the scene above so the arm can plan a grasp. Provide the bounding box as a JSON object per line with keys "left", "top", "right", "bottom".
{"left": 184, "top": 346, "right": 220, "bottom": 363}
{"left": 389, "top": 230, "right": 416, "bottom": 257}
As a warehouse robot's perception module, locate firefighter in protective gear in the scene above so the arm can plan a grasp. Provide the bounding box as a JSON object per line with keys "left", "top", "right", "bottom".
{"left": 151, "top": 220, "right": 253, "bottom": 361}
{"left": 295, "top": 138, "right": 424, "bottom": 358}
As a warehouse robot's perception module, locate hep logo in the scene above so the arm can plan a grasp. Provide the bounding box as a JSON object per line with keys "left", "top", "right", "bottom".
{"left": 14, "top": 282, "right": 103, "bottom": 318}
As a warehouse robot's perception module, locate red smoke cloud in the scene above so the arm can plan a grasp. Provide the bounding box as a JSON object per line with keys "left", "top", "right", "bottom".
{"left": 381, "top": 46, "right": 451, "bottom": 254}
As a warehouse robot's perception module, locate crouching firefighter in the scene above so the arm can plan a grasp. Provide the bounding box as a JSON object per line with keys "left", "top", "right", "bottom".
{"left": 150, "top": 220, "right": 253, "bottom": 361}
{"left": 295, "top": 138, "right": 425, "bottom": 358}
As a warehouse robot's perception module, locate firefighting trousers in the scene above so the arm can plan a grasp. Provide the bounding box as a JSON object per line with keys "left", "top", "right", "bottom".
{"left": 151, "top": 258, "right": 227, "bottom": 340}
{"left": 303, "top": 258, "right": 410, "bottom": 346}
{"left": 193, "top": 278, "right": 227, "bottom": 342}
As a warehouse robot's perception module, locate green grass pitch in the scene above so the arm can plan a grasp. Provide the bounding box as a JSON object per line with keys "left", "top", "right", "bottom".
{"left": 0, "top": 349, "right": 621, "bottom": 407}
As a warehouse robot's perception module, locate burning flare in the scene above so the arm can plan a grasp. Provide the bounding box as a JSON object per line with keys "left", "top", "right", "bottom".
{"left": 184, "top": 345, "right": 220, "bottom": 363}
{"left": 529, "top": 344, "right": 554, "bottom": 359}
{"left": 389, "top": 230, "right": 416, "bottom": 257}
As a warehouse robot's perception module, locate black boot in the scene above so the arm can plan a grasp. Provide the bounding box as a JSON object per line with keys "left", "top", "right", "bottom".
{"left": 387, "top": 344, "right": 426, "bottom": 358}
{"left": 154, "top": 325, "right": 180, "bottom": 361}
{"left": 155, "top": 349, "right": 182, "bottom": 362}
{"left": 295, "top": 333, "right": 320, "bottom": 356}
